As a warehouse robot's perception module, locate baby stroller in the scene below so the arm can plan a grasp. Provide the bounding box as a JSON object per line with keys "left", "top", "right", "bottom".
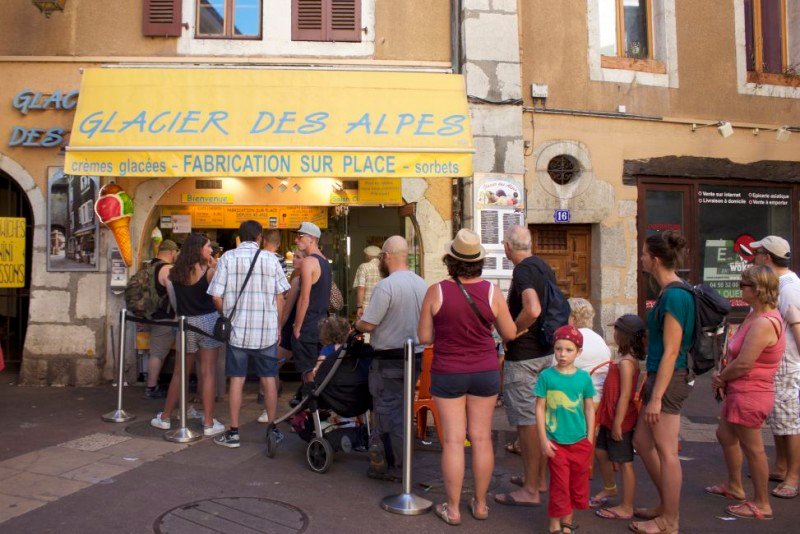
{"left": 265, "top": 333, "right": 372, "bottom": 473}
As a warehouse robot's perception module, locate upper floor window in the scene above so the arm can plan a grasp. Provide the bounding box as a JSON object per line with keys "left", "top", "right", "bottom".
{"left": 292, "top": 0, "right": 361, "bottom": 42}
{"left": 196, "top": 0, "right": 262, "bottom": 39}
{"left": 599, "top": 0, "right": 653, "bottom": 60}
{"left": 745, "top": 0, "right": 800, "bottom": 84}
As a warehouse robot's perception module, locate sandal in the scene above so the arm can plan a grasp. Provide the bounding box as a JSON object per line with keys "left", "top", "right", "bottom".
{"left": 434, "top": 503, "right": 461, "bottom": 526}
{"left": 596, "top": 507, "right": 633, "bottom": 520}
{"left": 628, "top": 516, "right": 677, "bottom": 533}
{"left": 725, "top": 501, "right": 774, "bottom": 520}
{"left": 469, "top": 497, "right": 489, "bottom": 520}
{"left": 505, "top": 441, "right": 521, "bottom": 455}
{"left": 633, "top": 507, "right": 661, "bottom": 520}
{"left": 560, "top": 522, "right": 579, "bottom": 533}
{"left": 771, "top": 484, "right": 799, "bottom": 499}
{"left": 704, "top": 483, "right": 745, "bottom": 500}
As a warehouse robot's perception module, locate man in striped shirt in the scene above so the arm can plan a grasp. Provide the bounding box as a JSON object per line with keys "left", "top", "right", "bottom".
{"left": 208, "top": 220, "right": 290, "bottom": 448}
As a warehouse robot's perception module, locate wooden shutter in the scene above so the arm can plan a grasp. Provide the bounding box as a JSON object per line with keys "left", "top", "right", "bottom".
{"left": 292, "top": 0, "right": 361, "bottom": 42}
{"left": 293, "top": 0, "right": 325, "bottom": 41}
{"left": 329, "top": 0, "right": 361, "bottom": 42}
{"left": 142, "top": 0, "right": 183, "bottom": 37}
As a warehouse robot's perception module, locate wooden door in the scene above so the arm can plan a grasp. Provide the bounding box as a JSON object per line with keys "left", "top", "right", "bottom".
{"left": 529, "top": 225, "right": 591, "bottom": 298}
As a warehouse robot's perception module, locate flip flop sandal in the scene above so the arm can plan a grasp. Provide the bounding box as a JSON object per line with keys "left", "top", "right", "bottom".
{"left": 560, "top": 522, "right": 579, "bottom": 533}
{"left": 628, "top": 517, "right": 677, "bottom": 534}
{"left": 469, "top": 497, "right": 489, "bottom": 520}
{"left": 725, "top": 501, "right": 774, "bottom": 520}
{"left": 596, "top": 508, "right": 633, "bottom": 520}
{"left": 434, "top": 503, "right": 461, "bottom": 526}
{"left": 704, "top": 483, "right": 746, "bottom": 500}
{"left": 771, "top": 484, "right": 799, "bottom": 499}
{"left": 505, "top": 442, "right": 521, "bottom": 455}
{"left": 589, "top": 496, "right": 610, "bottom": 508}
{"left": 494, "top": 493, "right": 540, "bottom": 507}
{"left": 633, "top": 507, "right": 661, "bottom": 520}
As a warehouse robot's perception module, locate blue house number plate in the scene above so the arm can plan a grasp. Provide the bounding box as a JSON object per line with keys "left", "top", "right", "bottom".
{"left": 553, "top": 209, "right": 570, "bottom": 223}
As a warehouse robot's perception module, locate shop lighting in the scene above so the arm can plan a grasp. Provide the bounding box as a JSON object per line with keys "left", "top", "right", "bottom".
{"left": 31, "top": 0, "right": 66, "bottom": 17}
{"left": 691, "top": 121, "right": 733, "bottom": 138}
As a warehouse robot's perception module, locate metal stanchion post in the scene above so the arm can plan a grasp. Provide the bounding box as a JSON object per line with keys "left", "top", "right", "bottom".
{"left": 102, "top": 309, "right": 136, "bottom": 423}
{"left": 381, "top": 338, "right": 432, "bottom": 515}
{"left": 165, "top": 316, "right": 202, "bottom": 443}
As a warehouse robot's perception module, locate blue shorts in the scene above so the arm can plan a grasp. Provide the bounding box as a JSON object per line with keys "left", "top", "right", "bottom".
{"left": 430, "top": 370, "right": 500, "bottom": 399}
{"left": 226, "top": 344, "right": 279, "bottom": 378}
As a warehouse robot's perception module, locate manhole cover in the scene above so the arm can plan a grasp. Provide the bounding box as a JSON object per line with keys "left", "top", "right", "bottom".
{"left": 154, "top": 497, "right": 308, "bottom": 533}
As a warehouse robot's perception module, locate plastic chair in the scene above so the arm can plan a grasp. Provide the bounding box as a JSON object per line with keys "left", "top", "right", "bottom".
{"left": 414, "top": 346, "right": 443, "bottom": 444}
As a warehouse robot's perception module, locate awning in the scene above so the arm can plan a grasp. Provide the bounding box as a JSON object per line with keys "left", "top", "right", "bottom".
{"left": 65, "top": 68, "right": 473, "bottom": 179}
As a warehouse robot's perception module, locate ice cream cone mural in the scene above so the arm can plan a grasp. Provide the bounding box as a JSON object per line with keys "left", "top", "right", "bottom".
{"left": 151, "top": 227, "right": 163, "bottom": 257}
{"left": 94, "top": 183, "right": 134, "bottom": 266}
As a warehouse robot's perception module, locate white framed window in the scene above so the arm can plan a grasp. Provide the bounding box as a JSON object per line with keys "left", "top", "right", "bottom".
{"left": 735, "top": 0, "right": 800, "bottom": 99}
{"left": 588, "top": 0, "right": 679, "bottom": 88}
{"left": 178, "top": 0, "right": 374, "bottom": 57}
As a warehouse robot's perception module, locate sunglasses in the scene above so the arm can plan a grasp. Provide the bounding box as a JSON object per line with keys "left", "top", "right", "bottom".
{"left": 739, "top": 281, "right": 754, "bottom": 289}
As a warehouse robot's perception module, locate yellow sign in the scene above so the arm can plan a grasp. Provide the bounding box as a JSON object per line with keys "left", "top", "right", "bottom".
{"left": 181, "top": 193, "right": 232, "bottom": 204}
{"left": 65, "top": 68, "right": 474, "bottom": 178}
{"left": 161, "top": 206, "right": 328, "bottom": 229}
{"left": 0, "top": 218, "right": 26, "bottom": 288}
{"left": 358, "top": 179, "right": 402, "bottom": 203}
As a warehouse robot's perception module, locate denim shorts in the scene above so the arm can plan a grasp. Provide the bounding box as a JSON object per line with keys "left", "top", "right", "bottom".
{"left": 185, "top": 312, "right": 224, "bottom": 354}
{"left": 430, "top": 370, "right": 500, "bottom": 399}
{"left": 226, "top": 343, "right": 279, "bottom": 378}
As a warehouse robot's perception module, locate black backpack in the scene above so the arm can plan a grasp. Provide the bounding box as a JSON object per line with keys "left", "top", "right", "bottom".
{"left": 530, "top": 260, "right": 571, "bottom": 351}
{"left": 663, "top": 282, "right": 731, "bottom": 377}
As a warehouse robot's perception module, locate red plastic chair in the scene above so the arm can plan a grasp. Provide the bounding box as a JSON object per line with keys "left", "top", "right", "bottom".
{"left": 414, "top": 346, "right": 443, "bottom": 444}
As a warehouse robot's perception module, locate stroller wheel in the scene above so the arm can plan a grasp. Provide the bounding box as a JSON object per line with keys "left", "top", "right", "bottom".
{"left": 306, "top": 437, "right": 334, "bottom": 474}
{"left": 265, "top": 424, "right": 277, "bottom": 458}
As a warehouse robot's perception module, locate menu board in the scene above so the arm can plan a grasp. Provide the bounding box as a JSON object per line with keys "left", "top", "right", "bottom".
{"left": 160, "top": 206, "right": 328, "bottom": 229}
{"left": 475, "top": 173, "right": 525, "bottom": 277}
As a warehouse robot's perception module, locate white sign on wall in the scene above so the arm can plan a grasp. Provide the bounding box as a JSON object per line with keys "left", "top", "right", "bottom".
{"left": 474, "top": 173, "right": 525, "bottom": 278}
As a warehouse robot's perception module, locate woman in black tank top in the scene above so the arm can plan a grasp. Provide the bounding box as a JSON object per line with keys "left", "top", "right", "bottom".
{"left": 151, "top": 233, "right": 224, "bottom": 437}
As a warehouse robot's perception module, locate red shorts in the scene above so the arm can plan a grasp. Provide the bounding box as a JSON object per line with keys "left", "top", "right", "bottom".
{"left": 722, "top": 391, "right": 773, "bottom": 429}
{"left": 547, "top": 438, "right": 593, "bottom": 518}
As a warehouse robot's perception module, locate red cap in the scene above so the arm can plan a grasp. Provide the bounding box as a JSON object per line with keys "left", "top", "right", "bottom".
{"left": 553, "top": 325, "right": 583, "bottom": 349}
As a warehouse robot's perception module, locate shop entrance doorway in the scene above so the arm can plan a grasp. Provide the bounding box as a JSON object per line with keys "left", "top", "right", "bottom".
{"left": 529, "top": 224, "right": 591, "bottom": 298}
{"left": 0, "top": 172, "right": 33, "bottom": 373}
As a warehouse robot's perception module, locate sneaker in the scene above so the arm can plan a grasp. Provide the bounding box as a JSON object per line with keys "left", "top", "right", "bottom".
{"left": 214, "top": 430, "right": 240, "bottom": 448}
{"left": 271, "top": 428, "right": 285, "bottom": 444}
{"left": 203, "top": 419, "right": 225, "bottom": 437}
{"left": 186, "top": 406, "right": 204, "bottom": 420}
{"left": 150, "top": 412, "right": 170, "bottom": 430}
{"left": 142, "top": 386, "right": 165, "bottom": 399}
{"left": 368, "top": 441, "right": 387, "bottom": 475}
{"left": 257, "top": 410, "right": 270, "bottom": 423}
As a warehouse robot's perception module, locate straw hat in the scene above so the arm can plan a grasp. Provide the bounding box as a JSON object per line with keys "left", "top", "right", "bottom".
{"left": 444, "top": 228, "right": 486, "bottom": 262}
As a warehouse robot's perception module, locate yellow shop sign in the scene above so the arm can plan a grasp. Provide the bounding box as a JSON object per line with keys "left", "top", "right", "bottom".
{"left": 0, "top": 217, "right": 26, "bottom": 288}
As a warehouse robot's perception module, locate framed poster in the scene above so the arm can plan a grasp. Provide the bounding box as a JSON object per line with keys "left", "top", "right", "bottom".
{"left": 47, "top": 167, "right": 99, "bottom": 271}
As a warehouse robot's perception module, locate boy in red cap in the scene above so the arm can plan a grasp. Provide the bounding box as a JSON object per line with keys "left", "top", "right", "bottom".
{"left": 534, "top": 324, "right": 596, "bottom": 533}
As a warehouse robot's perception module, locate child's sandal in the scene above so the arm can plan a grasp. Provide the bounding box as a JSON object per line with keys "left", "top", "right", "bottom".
{"left": 560, "top": 523, "right": 579, "bottom": 533}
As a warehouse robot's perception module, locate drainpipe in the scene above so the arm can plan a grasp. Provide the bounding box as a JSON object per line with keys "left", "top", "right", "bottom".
{"left": 450, "top": 0, "right": 462, "bottom": 73}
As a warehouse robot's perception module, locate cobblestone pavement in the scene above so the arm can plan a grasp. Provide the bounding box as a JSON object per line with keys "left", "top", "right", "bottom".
{"left": 0, "top": 371, "right": 794, "bottom": 533}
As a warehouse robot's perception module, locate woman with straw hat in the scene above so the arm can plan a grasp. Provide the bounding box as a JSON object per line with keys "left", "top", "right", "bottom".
{"left": 419, "top": 228, "right": 517, "bottom": 525}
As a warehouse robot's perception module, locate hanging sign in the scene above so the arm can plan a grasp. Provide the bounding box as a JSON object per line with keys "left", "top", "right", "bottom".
{"left": 0, "top": 218, "right": 27, "bottom": 288}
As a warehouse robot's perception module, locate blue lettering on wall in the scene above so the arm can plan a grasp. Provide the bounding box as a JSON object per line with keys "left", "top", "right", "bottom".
{"left": 12, "top": 89, "right": 79, "bottom": 115}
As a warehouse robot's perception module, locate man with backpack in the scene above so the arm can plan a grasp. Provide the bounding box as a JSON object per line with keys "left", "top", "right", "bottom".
{"left": 495, "top": 225, "right": 569, "bottom": 508}
{"left": 131, "top": 239, "right": 179, "bottom": 399}
{"left": 753, "top": 236, "right": 800, "bottom": 499}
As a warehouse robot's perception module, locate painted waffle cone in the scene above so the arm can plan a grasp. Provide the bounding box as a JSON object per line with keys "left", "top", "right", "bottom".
{"left": 107, "top": 217, "right": 133, "bottom": 266}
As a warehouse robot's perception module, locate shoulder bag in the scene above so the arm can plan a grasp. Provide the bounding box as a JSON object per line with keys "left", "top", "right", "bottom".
{"left": 212, "top": 250, "right": 261, "bottom": 342}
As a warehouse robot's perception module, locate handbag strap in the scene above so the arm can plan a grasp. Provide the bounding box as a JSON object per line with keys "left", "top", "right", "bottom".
{"left": 227, "top": 249, "right": 261, "bottom": 321}
{"left": 452, "top": 277, "right": 492, "bottom": 329}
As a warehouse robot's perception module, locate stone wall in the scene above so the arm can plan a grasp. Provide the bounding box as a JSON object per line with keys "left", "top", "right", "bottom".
{"left": 0, "top": 155, "right": 106, "bottom": 387}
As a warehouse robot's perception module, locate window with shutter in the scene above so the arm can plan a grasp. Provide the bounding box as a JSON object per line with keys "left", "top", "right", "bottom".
{"left": 292, "top": 0, "right": 361, "bottom": 42}
{"left": 143, "top": 0, "right": 183, "bottom": 37}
